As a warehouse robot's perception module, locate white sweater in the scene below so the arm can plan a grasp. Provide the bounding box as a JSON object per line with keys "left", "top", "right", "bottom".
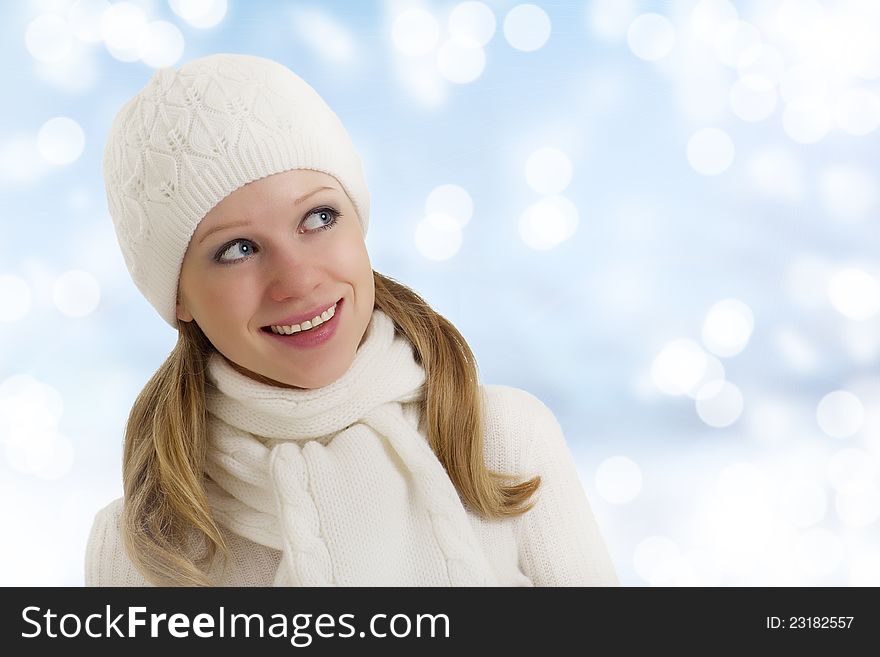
{"left": 85, "top": 312, "right": 618, "bottom": 586}
{"left": 85, "top": 384, "right": 618, "bottom": 586}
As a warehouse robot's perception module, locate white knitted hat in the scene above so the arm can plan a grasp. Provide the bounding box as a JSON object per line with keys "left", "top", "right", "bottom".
{"left": 103, "top": 53, "right": 370, "bottom": 328}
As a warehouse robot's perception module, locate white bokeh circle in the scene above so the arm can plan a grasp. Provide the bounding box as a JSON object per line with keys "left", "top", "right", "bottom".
{"left": 651, "top": 338, "right": 708, "bottom": 396}
{"left": 392, "top": 8, "right": 440, "bottom": 57}
{"left": 627, "top": 13, "right": 675, "bottom": 62}
{"left": 816, "top": 390, "right": 865, "bottom": 439}
{"left": 517, "top": 196, "right": 579, "bottom": 250}
{"left": 101, "top": 1, "right": 149, "bottom": 62}
{"left": 702, "top": 298, "right": 754, "bottom": 357}
{"left": 25, "top": 14, "right": 74, "bottom": 63}
{"left": 783, "top": 98, "right": 831, "bottom": 144}
{"left": 690, "top": 0, "right": 738, "bottom": 45}
{"left": 37, "top": 117, "right": 85, "bottom": 166}
{"left": 68, "top": 0, "right": 111, "bottom": 43}
{"left": 503, "top": 4, "right": 551, "bottom": 52}
{"left": 696, "top": 380, "right": 744, "bottom": 428}
{"left": 415, "top": 213, "right": 463, "bottom": 261}
{"left": 436, "top": 38, "right": 486, "bottom": 84}
{"left": 827, "top": 267, "right": 880, "bottom": 320}
{"left": 139, "top": 20, "right": 185, "bottom": 68}
{"left": 448, "top": 1, "right": 496, "bottom": 47}
{"left": 52, "top": 270, "right": 101, "bottom": 318}
{"left": 168, "top": 0, "right": 228, "bottom": 29}
{"left": 524, "top": 147, "right": 573, "bottom": 195}
{"left": 426, "top": 184, "right": 474, "bottom": 228}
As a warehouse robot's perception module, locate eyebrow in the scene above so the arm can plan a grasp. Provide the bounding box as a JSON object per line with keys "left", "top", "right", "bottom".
{"left": 198, "top": 185, "right": 336, "bottom": 245}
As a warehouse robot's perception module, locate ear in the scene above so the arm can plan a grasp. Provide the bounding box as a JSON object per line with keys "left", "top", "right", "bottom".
{"left": 176, "top": 296, "right": 193, "bottom": 323}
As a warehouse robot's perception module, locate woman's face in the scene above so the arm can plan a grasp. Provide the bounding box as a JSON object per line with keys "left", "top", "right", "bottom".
{"left": 176, "top": 169, "right": 375, "bottom": 389}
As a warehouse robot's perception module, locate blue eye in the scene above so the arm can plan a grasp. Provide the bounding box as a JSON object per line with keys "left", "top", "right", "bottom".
{"left": 302, "top": 206, "right": 342, "bottom": 232}
{"left": 215, "top": 239, "right": 256, "bottom": 263}
{"left": 212, "top": 207, "right": 342, "bottom": 265}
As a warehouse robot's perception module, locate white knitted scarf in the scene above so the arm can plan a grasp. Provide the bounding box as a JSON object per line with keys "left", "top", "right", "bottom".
{"left": 203, "top": 308, "right": 499, "bottom": 586}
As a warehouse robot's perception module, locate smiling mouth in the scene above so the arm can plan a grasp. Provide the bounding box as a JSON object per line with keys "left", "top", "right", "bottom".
{"left": 260, "top": 298, "right": 343, "bottom": 335}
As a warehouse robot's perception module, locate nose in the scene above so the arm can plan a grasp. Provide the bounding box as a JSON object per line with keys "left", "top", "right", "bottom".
{"left": 265, "top": 246, "right": 322, "bottom": 303}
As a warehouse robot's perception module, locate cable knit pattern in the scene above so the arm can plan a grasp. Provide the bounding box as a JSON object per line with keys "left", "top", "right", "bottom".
{"left": 203, "top": 309, "right": 499, "bottom": 586}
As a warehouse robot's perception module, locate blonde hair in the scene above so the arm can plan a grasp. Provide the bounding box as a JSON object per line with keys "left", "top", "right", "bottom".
{"left": 122, "top": 271, "right": 541, "bottom": 586}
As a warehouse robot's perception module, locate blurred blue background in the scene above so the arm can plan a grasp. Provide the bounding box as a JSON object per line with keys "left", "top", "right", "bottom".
{"left": 1, "top": 0, "right": 878, "bottom": 586}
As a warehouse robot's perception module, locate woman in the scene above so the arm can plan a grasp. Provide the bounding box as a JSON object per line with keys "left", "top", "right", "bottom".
{"left": 85, "top": 53, "right": 618, "bottom": 587}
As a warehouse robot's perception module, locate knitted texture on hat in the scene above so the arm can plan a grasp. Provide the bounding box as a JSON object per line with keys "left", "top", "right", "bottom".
{"left": 103, "top": 53, "right": 370, "bottom": 327}
{"left": 203, "top": 309, "right": 500, "bottom": 586}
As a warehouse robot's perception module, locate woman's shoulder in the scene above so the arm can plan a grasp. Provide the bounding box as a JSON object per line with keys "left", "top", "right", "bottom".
{"left": 479, "top": 384, "right": 566, "bottom": 472}
{"left": 85, "top": 497, "right": 150, "bottom": 587}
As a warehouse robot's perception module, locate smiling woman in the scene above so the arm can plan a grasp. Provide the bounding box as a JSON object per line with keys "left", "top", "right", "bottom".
{"left": 87, "top": 53, "right": 618, "bottom": 587}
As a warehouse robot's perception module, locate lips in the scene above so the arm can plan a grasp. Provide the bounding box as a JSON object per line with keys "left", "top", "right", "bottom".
{"left": 261, "top": 298, "right": 343, "bottom": 348}
{"left": 262, "top": 298, "right": 342, "bottom": 329}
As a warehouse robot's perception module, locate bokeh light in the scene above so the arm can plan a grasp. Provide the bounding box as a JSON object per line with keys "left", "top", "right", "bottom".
{"left": 52, "top": 270, "right": 101, "bottom": 318}
{"left": 168, "top": 0, "right": 228, "bottom": 29}
{"left": 448, "top": 1, "right": 495, "bottom": 47}
{"left": 100, "top": 1, "right": 149, "bottom": 63}
{"left": 524, "top": 147, "right": 572, "bottom": 195}
{"left": 627, "top": 13, "right": 675, "bottom": 62}
{"left": 696, "top": 380, "right": 743, "bottom": 428}
{"left": 139, "top": 20, "right": 185, "bottom": 68}
{"left": 633, "top": 535, "right": 681, "bottom": 585}
{"left": 783, "top": 97, "right": 831, "bottom": 143}
{"left": 67, "top": 0, "right": 110, "bottom": 43}
{"left": 595, "top": 456, "right": 642, "bottom": 504}
{"left": 436, "top": 38, "right": 485, "bottom": 84}
{"left": 827, "top": 267, "right": 880, "bottom": 320}
{"left": 425, "top": 184, "right": 473, "bottom": 229}
{"left": 651, "top": 338, "right": 708, "bottom": 396}
{"left": 503, "top": 4, "right": 551, "bottom": 52}
{"left": 684, "top": 355, "right": 726, "bottom": 401}
{"left": 816, "top": 390, "right": 865, "bottom": 439}
{"left": 414, "top": 213, "right": 462, "bottom": 261}
{"left": 701, "top": 298, "right": 754, "bottom": 357}
{"left": 714, "top": 20, "right": 760, "bottom": 67}
{"left": 392, "top": 8, "right": 440, "bottom": 56}
{"left": 517, "top": 196, "right": 579, "bottom": 251}
{"left": 37, "top": 117, "right": 85, "bottom": 166}
{"left": 690, "top": 0, "right": 738, "bottom": 45}
{"left": 291, "top": 8, "right": 355, "bottom": 66}
{"left": 25, "top": 13, "right": 74, "bottom": 63}
{"left": 589, "top": 0, "right": 637, "bottom": 41}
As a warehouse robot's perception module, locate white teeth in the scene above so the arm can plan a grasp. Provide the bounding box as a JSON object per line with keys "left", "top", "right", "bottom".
{"left": 269, "top": 302, "right": 338, "bottom": 335}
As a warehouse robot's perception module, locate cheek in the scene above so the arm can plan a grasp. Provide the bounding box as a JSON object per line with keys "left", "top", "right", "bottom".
{"left": 187, "top": 273, "right": 253, "bottom": 322}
